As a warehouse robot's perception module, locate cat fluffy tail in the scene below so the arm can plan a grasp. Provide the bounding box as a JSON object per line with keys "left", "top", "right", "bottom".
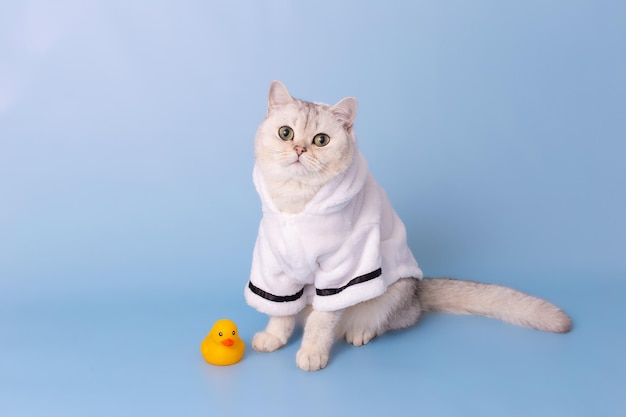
{"left": 416, "top": 278, "right": 573, "bottom": 333}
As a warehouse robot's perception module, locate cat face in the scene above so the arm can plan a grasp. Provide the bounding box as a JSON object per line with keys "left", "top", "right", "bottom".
{"left": 255, "top": 81, "right": 358, "bottom": 189}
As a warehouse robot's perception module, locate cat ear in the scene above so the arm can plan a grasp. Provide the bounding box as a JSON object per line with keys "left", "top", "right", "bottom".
{"left": 268, "top": 80, "right": 294, "bottom": 112}
{"left": 330, "top": 97, "right": 358, "bottom": 127}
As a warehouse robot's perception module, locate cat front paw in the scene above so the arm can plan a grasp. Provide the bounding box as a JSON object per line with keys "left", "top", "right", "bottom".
{"left": 252, "top": 331, "right": 285, "bottom": 352}
{"left": 296, "top": 348, "right": 329, "bottom": 371}
{"left": 345, "top": 328, "right": 377, "bottom": 347}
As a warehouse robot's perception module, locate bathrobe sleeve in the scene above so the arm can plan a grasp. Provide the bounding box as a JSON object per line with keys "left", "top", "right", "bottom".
{"left": 311, "top": 222, "right": 387, "bottom": 312}
{"left": 244, "top": 223, "right": 309, "bottom": 316}
{"left": 310, "top": 176, "right": 422, "bottom": 311}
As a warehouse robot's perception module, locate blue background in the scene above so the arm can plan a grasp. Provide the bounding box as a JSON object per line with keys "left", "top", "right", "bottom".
{"left": 1, "top": 1, "right": 625, "bottom": 416}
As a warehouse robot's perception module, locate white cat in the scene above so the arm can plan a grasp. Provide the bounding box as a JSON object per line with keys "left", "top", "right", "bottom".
{"left": 244, "top": 81, "right": 572, "bottom": 371}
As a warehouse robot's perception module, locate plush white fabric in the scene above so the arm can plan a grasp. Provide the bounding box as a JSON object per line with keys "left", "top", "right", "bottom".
{"left": 245, "top": 152, "right": 423, "bottom": 316}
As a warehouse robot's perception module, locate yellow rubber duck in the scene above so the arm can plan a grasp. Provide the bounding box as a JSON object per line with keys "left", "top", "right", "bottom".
{"left": 200, "top": 319, "right": 245, "bottom": 366}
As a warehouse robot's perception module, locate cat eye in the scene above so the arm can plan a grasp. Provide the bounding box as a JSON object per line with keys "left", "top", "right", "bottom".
{"left": 278, "top": 126, "right": 294, "bottom": 141}
{"left": 313, "top": 133, "right": 330, "bottom": 147}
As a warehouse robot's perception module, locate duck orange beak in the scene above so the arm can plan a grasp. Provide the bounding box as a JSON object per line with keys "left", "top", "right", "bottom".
{"left": 221, "top": 339, "right": 234, "bottom": 347}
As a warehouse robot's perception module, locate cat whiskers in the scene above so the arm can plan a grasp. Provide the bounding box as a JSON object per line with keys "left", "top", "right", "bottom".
{"left": 301, "top": 157, "right": 345, "bottom": 183}
{"left": 262, "top": 147, "right": 348, "bottom": 187}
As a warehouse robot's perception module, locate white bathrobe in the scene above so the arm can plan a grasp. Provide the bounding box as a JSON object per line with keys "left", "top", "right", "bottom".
{"left": 245, "top": 152, "right": 423, "bottom": 316}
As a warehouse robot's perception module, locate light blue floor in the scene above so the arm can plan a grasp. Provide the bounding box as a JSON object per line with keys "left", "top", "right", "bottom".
{"left": 2, "top": 1, "right": 625, "bottom": 416}
{"left": 2, "top": 277, "right": 626, "bottom": 417}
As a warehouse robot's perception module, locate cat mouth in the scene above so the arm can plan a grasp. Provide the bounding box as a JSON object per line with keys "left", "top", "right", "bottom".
{"left": 289, "top": 156, "right": 305, "bottom": 166}
{"left": 287, "top": 159, "right": 309, "bottom": 173}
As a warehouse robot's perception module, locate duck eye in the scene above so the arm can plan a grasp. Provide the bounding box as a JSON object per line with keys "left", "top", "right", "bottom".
{"left": 313, "top": 133, "right": 330, "bottom": 147}
{"left": 232, "top": 330, "right": 236, "bottom": 336}
{"left": 278, "top": 126, "right": 294, "bottom": 141}
{"left": 218, "top": 332, "right": 223, "bottom": 337}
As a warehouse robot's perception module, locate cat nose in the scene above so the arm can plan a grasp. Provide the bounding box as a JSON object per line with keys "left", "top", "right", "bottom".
{"left": 294, "top": 145, "right": 307, "bottom": 156}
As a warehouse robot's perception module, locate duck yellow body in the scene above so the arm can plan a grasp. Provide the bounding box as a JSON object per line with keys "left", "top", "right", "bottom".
{"left": 200, "top": 319, "right": 245, "bottom": 366}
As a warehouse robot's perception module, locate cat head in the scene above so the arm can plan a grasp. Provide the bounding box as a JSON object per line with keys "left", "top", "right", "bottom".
{"left": 254, "top": 81, "right": 358, "bottom": 189}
